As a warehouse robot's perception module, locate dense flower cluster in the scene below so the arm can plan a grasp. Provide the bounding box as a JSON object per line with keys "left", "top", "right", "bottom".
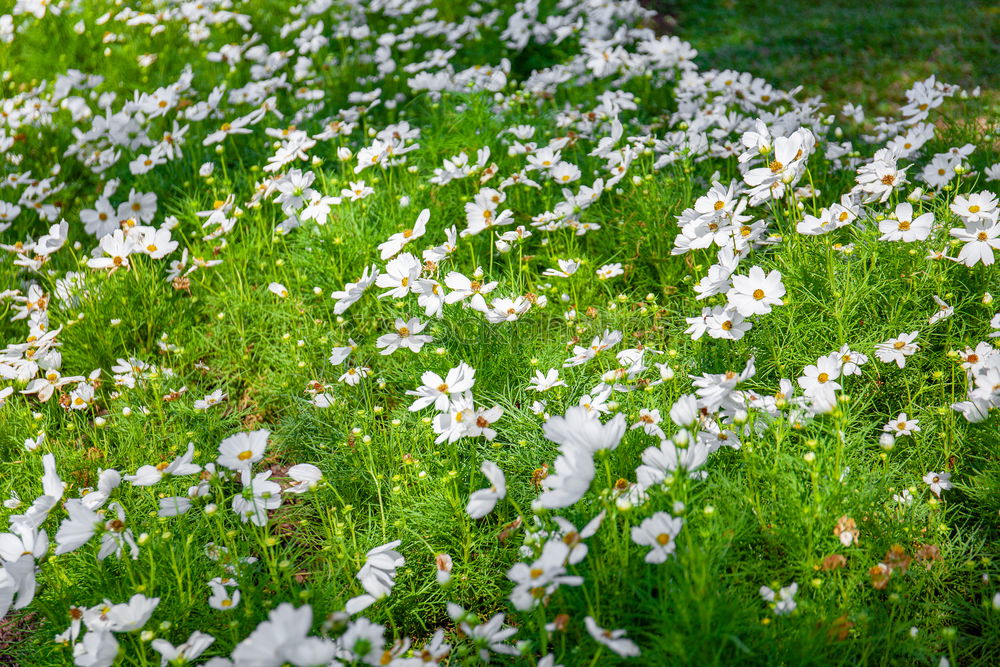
{"left": 0, "top": 0, "right": 997, "bottom": 665}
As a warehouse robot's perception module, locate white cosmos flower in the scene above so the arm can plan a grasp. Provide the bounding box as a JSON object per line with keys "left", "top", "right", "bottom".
{"left": 231, "top": 603, "right": 334, "bottom": 666}
{"left": 879, "top": 202, "right": 933, "bottom": 242}
{"left": 726, "top": 266, "right": 785, "bottom": 316}
{"left": 406, "top": 362, "right": 476, "bottom": 411}
{"left": 874, "top": 331, "right": 919, "bottom": 368}
{"left": 584, "top": 616, "right": 641, "bottom": 658}
{"left": 631, "top": 512, "right": 684, "bottom": 563}
{"left": 377, "top": 208, "right": 429, "bottom": 260}
{"left": 346, "top": 540, "right": 405, "bottom": 614}
{"left": 126, "top": 442, "right": 201, "bottom": 486}
{"left": 542, "top": 406, "right": 625, "bottom": 454}
{"left": 216, "top": 430, "right": 270, "bottom": 471}
{"left": 466, "top": 460, "right": 506, "bottom": 519}
{"left": 285, "top": 464, "right": 323, "bottom": 494}
{"left": 151, "top": 631, "right": 215, "bottom": 665}
{"left": 208, "top": 582, "right": 241, "bottom": 611}
{"left": 376, "top": 317, "right": 432, "bottom": 355}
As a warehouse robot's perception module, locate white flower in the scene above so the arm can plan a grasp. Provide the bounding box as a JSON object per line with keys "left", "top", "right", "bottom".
{"left": 158, "top": 497, "right": 192, "bottom": 517}
{"left": 376, "top": 317, "right": 432, "bottom": 355}
{"left": 376, "top": 252, "right": 421, "bottom": 299}
{"left": 285, "top": 464, "right": 323, "bottom": 494}
{"left": 466, "top": 460, "right": 506, "bottom": 519}
{"left": 208, "top": 582, "right": 241, "bottom": 611}
{"left": 928, "top": 295, "right": 954, "bottom": 324}
{"left": 54, "top": 499, "right": 101, "bottom": 555}
{"left": 151, "top": 631, "right": 215, "bottom": 665}
{"left": 527, "top": 369, "right": 566, "bottom": 392}
{"left": 874, "top": 331, "right": 919, "bottom": 368}
{"left": 87, "top": 230, "right": 136, "bottom": 271}
{"left": 536, "top": 446, "right": 595, "bottom": 510}
{"left": 378, "top": 208, "right": 429, "bottom": 260}
{"left": 797, "top": 353, "right": 842, "bottom": 400}
{"left": 584, "top": 617, "right": 641, "bottom": 657}
{"left": 216, "top": 430, "right": 270, "bottom": 471}
{"left": 193, "top": 389, "right": 227, "bottom": 411}
{"left": 542, "top": 406, "right": 625, "bottom": 454}
{"left": 726, "top": 266, "right": 785, "bottom": 317}
{"left": 950, "top": 223, "right": 1000, "bottom": 267}
{"left": 922, "top": 471, "right": 952, "bottom": 497}
{"left": 596, "top": 262, "right": 624, "bottom": 279}
{"left": 884, "top": 413, "right": 919, "bottom": 436}
{"left": 878, "top": 202, "right": 933, "bottom": 242}
{"left": 106, "top": 593, "right": 160, "bottom": 632}
{"left": 346, "top": 540, "right": 405, "bottom": 614}
{"left": 231, "top": 471, "right": 282, "bottom": 526}
{"left": 406, "top": 362, "right": 476, "bottom": 411}
{"left": 72, "top": 630, "right": 119, "bottom": 667}
{"left": 231, "top": 604, "right": 334, "bottom": 666}
{"left": 630, "top": 512, "right": 683, "bottom": 563}
{"left": 760, "top": 581, "right": 798, "bottom": 615}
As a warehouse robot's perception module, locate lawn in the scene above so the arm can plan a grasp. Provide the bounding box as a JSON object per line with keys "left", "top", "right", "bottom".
{"left": 0, "top": 1, "right": 998, "bottom": 666}
{"left": 667, "top": 0, "right": 1000, "bottom": 111}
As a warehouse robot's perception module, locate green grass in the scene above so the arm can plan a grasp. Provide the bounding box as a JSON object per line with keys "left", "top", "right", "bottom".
{"left": 0, "top": 1, "right": 998, "bottom": 666}
{"left": 666, "top": 0, "right": 1000, "bottom": 111}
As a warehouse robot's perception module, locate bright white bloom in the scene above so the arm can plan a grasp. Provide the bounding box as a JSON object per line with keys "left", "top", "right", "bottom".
{"left": 884, "top": 413, "right": 920, "bottom": 437}
{"left": 879, "top": 202, "right": 933, "bottom": 242}
{"left": 230, "top": 604, "right": 334, "bottom": 666}
{"left": 584, "top": 617, "right": 641, "bottom": 658}
{"left": 726, "top": 266, "right": 785, "bottom": 317}
{"left": 874, "top": 331, "right": 919, "bottom": 368}
{"left": 466, "top": 460, "right": 506, "bottom": 519}
{"left": 216, "top": 430, "right": 269, "bottom": 471}
{"left": 631, "top": 512, "right": 684, "bottom": 563}
{"left": 376, "top": 317, "right": 432, "bottom": 355}
{"left": 923, "top": 471, "right": 952, "bottom": 497}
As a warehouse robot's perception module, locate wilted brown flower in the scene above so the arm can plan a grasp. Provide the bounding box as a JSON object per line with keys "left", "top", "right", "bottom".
{"left": 530, "top": 463, "right": 549, "bottom": 488}
{"left": 834, "top": 516, "right": 859, "bottom": 547}
{"left": 498, "top": 517, "right": 522, "bottom": 543}
{"left": 822, "top": 554, "right": 847, "bottom": 571}
{"left": 914, "top": 544, "right": 941, "bottom": 569}
{"left": 869, "top": 563, "right": 891, "bottom": 590}
{"left": 828, "top": 614, "right": 854, "bottom": 641}
{"left": 884, "top": 544, "right": 911, "bottom": 574}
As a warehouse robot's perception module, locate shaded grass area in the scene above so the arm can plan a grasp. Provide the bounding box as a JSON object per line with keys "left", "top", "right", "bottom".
{"left": 664, "top": 0, "right": 1000, "bottom": 111}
